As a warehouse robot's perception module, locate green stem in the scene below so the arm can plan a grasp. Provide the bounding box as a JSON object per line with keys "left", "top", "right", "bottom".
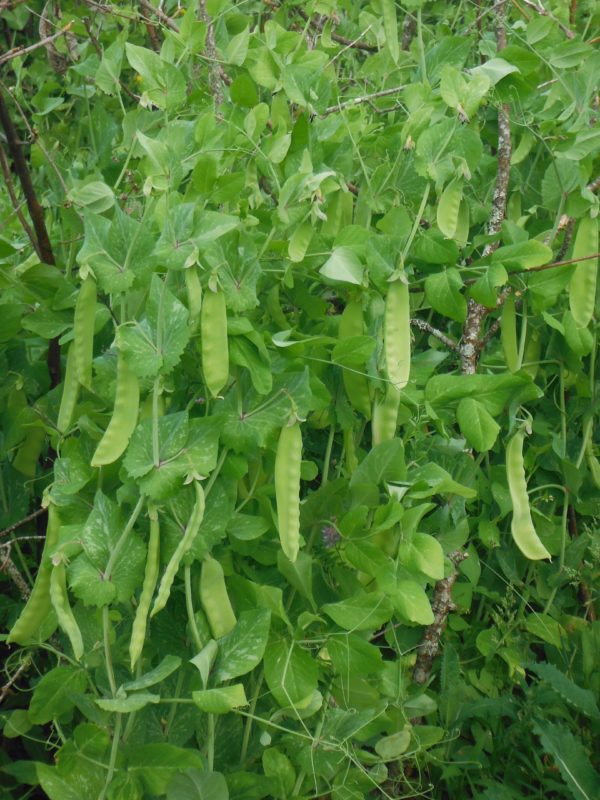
{"left": 321, "top": 424, "right": 335, "bottom": 487}
{"left": 98, "top": 713, "right": 122, "bottom": 800}
{"left": 152, "top": 377, "right": 161, "bottom": 468}
{"left": 104, "top": 496, "right": 145, "bottom": 582}
{"left": 102, "top": 605, "right": 117, "bottom": 697}
{"left": 184, "top": 564, "right": 203, "bottom": 652}
{"left": 207, "top": 713, "right": 215, "bottom": 771}
{"left": 239, "top": 668, "right": 264, "bottom": 765}
{"left": 204, "top": 448, "right": 229, "bottom": 496}
{"left": 401, "top": 182, "right": 430, "bottom": 266}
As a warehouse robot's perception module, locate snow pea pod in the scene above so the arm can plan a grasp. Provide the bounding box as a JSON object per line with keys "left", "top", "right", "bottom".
{"left": 569, "top": 215, "right": 598, "bottom": 329}
{"left": 275, "top": 421, "right": 302, "bottom": 562}
{"left": 372, "top": 384, "right": 401, "bottom": 446}
{"left": 384, "top": 277, "right": 411, "bottom": 390}
{"left": 129, "top": 504, "right": 160, "bottom": 671}
{"left": 185, "top": 266, "right": 202, "bottom": 332}
{"left": 7, "top": 504, "right": 60, "bottom": 645}
{"left": 201, "top": 286, "right": 229, "bottom": 397}
{"left": 151, "top": 481, "right": 205, "bottom": 617}
{"left": 73, "top": 276, "right": 96, "bottom": 388}
{"left": 501, "top": 293, "right": 519, "bottom": 373}
{"left": 91, "top": 353, "right": 139, "bottom": 468}
{"left": 57, "top": 344, "right": 79, "bottom": 434}
{"left": 50, "top": 560, "right": 84, "bottom": 661}
{"left": 200, "top": 555, "right": 237, "bottom": 639}
{"left": 506, "top": 431, "right": 551, "bottom": 560}
{"left": 339, "top": 298, "right": 371, "bottom": 418}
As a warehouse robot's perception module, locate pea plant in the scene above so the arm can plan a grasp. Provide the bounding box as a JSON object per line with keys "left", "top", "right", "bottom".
{"left": 1, "top": 1, "right": 599, "bottom": 798}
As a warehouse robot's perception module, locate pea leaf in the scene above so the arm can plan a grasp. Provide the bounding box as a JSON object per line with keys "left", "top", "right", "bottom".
{"left": 214, "top": 609, "right": 271, "bottom": 682}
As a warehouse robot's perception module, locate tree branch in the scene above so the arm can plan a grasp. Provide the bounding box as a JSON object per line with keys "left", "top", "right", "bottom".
{"left": 0, "top": 508, "right": 47, "bottom": 540}
{"left": 138, "top": 0, "right": 179, "bottom": 32}
{"left": 323, "top": 85, "right": 406, "bottom": 116}
{"left": 0, "top": 23, "right": 73, "bottom": 66}
{"left": 296, "top": 8, "right": 378, "bottom": 52}
{"left": 0, "top": 90, "right": 61, "bottom": 387}
{"left": 199, "top": 0, "right": 225, "bottom": 106}
{"left": 410, "top": 318, "right": 460, "bottom": 352}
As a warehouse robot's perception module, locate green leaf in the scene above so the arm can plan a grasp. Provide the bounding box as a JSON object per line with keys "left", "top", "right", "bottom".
{"left": 469, "top": 263, "right": 508, "bottom": 307}
{"left": 95, "top": 693, "right": 160, "bottom": 712}
{"left": 391, "top": 580, "right": 434, "bottom": 624}
{"left": 400, "top": 533, "right": 445, "bottom": 581}
{"left": 425, "top": 268, "right": 467, "bottom": 322}
{"left": 192, "top": 685, "right": 248, "bottom": 713}
{"left": 426, "top": 373, "right": 541, "bottom": 416}
{"left": 263, "top": 638, "right": 319, "bottom": 707}
{"left": 456, "top": 397, "right": 500, "bottom": 452}
{"left": 214, "top": 609, "right": 271, "bottom": 682}
{"left": 319, "top": 247, "right": 364, "bottom": 285}
{"left": 122, "top": 655, "right": 182, "bottom": 691}
{"left": 375, "top": 728, "right": 412, "bottom": 760}
{"left": 322, "top": 592, "right": 393, "bottom": 631}
{"left": 28, "top": 666, "right": 87, "bottom": 724}
{"left": 382, "top": 0, "right": 399, "bottom": 64}
{"left": 491, "top": 240, "right": 553, "bottom": 271}
{"left": 37, "top": 762, "right": 104, "bottom": 800}
{"left": 126, "top": 744, "right": 204, "bottom": 795}
{"left": 533, "top": 719, "right": 600, "bottom": 800}
{"left": 167, "top": 770, "right": 229, "bottom": 800}
{"left": 470, "top": 57, "right": 519, "bottom": 85}
{"left": 350, "top": 439, "right": 406, "bottom": 487}
{"left": 95, "top": 37, "right": 125, "bottom": 96}
{"left": 226, "top": 27, "right": 250, "bottom": 66}
{"left": 527, "top": 663, "right": 600, "bottom": 720}
{"left": 67, "top": 181, "right": 114, "bottom": 214}
{"left": 125, "top": 43, "right": 186, "bottom": 112}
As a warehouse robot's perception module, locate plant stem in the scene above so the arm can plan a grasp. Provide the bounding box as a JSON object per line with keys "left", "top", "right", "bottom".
{"left": 104, "top": 496, "right": 145, "bottom": 582}
{"left": 184, "top": 564, "right": 203, "bottom": 652}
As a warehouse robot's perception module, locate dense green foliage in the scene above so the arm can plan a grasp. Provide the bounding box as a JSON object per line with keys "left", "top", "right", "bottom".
{"left": 1, "top": 1, "right": 599, "bottom": 798}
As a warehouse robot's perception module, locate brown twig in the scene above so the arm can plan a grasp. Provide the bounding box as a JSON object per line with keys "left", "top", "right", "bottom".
{"left": 0, "top": 23, "right": 73, "bottom": 66}
{"left": 0, "top": 143, "right": 40, "bottom": 257}
{"left": 296, "top": 8, "right": 378, "bottom": 53}
{"left": 138, "top": 0, "right": 179, "bottom": 32}
{"left": 0, "top": 656, "right": 32, "bottom": 705}
{"left": 199, "top": 0, "right": 224, "bottom": 107}
{"left": 0, "top": 508, "right": 47, "bottom": 540}
{"left": 1, "top": 545, "right": 31, "bottom": 601}
{"left": 410, "top": 318, "right": 460, "bottom": 352}
{"left": 0, "top": 90, "right": 61, "bottom": 387}
{"left": 401, "top": 15, "right": 417, "bottom": 50}
{"left": 413, "top": 551, "right": 468, "bottom": 685}
{"left": 323, "top": 85, "right": 406, "bottom": 116}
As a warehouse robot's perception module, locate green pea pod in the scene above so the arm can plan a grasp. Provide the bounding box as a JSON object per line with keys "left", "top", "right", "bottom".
{"left": 50, "top": 561, "right": 84, "bottom": 661}
{"left": 506, "top": 432, "right": 551, "bottom": 561}
{"left": 201, "top": 286, "right": 229, "bottom": 397}
{"left": 455, "top": 199, "right": 470, "bottom": 248}
{"left": 372, "top": 385, "right": 401, "bottom": 447}
{"left": 7, "top": 504, "right": 60, "bottom": 645}
{"left": 501, "top": 294, "right": 520, "bottom": 373}
{"left": 74, "top": 276, "right": 96, "bottom": 388}
{"left": 185, "top": 266, "right": 202, "bottom": 332}
{"left": 522, "top": 329, "right": 541, "bottom": 380}
{"left": 384, "top": 278, "right": 411, "bottom": 390}
{"left": 57, "top": 344, "right": 80, "bottom": 434}
{"left": 339, "top": 299, "right": 371, "bottom": 418}
{"left": 13, "top": 424, "right": 45, "bottom": 478}
{"left": 91, "top": 353, "right": 139, "bottom": 468}
{"left": 200, "top": 555, "right": 237, "bottom": 639}
{"left": 151, "top": 482, "right": 206, "bottom": 618}
{"left": 129, "top": 504, "right": 160, "bottom": 671}
{"left": 275, "top": 422, "right": 302, "bottom": 563}
{"left": 569, "top": 215, "right": 598, "bottom": 329}
{"left": 437, "top": 179, "right": 463, "bottom": 239}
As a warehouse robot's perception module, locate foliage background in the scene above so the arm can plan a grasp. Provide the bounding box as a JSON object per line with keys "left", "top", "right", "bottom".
{"left": 0, "top": 0, "right": 599, "bottom": 798}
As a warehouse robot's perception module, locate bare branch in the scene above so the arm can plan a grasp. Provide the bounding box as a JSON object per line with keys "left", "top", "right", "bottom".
{"left": 0, "top": 508, "right": 47, "bottom": 540}
{"left": 410, "top": 318, "right": 460, "bottom": 352}
{"left": 0, "top": 656, "right": 32, "bottom": 705}
{"left": 323, "top": 85, "right": 406, "bottom": 116}
{"left": 199, "top": 0, "right": 225, "bottom": 107}
{"left": 1, "top": 545, "right": 30, "bottom": 601}
{"left": 413, "top": 551, "right": 468, "bottom": 685}
{"left": 0, "top": 23, "right": 73, "bottom": 66}
{"left": 296, "top": 8, "right": 377, "bottom": 52}
{"left": 138, "top": 0, "right": 179, "bottom": 32}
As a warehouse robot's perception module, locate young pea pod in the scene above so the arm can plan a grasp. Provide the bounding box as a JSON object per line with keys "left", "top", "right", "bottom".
{"left": 275, "top": 421, "right": 302, "bottom": 562}
{"left": 129, "top": 504, "right": 160, "bottom": 671}
{"left": 569, "top": 215, "right": 598, "bottom": 329}
{"left": 57, "top": 344, "right": 80, "bottom": 434}
{"left": 50, "top": 560, "right": 84, "bottom": 660}
{"left": 13, "top": 424, "right": 45, "bottom": 478}
{"left": 185, "top": 266, "right": 202, "bottom": 332}
{"left": 73, "top": 276, "right": 96, "bottom": 388}
{"left": 199, "top": 555, "right": 237, "bottom": 639}
{"left": 437, "top": 179, "right": 463, "bottom": 239}
{"left": 501, "top": 293, "right": 520, "bottom": 373}
{"left": 339, "top": 299, "right": 371, "bottom": 418}
{"left": 201, "top": 286, "right": 229, "bottom": 397}
{"left": 91, "top": 353, "right": 139, "bottom": 468}
{"left": 7, "top": 504, "right": 60, "bottom": 645}
{"left": 455, "top": 199, "right": 470, "bottom": 248}
{"left": 522, "top": 329, "right": 541, "bottom": 380}
{"left": 372, "top": 385, "right": 401, "bottom": 446}
{"left": 151, "top": 481, "right": 206, "bottom": 617}
{"left": 506, "top": 431, "right": 551, "bottom": 560}
{"left": 384, "top": 277, "right": 411, "bottom": 391}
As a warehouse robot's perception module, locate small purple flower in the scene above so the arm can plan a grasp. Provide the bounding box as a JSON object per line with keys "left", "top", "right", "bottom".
{"left": 321, "top": 525, "right": 341, "bottom": 549}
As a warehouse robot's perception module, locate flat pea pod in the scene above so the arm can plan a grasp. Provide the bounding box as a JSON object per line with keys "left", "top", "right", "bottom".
{"left": 7, "top": 504, "right": 60, "bottom": 645}
{"left": 57, "top": 344, "right": 79, "bottom": 434}
{"left": 372, "top": 385, "right": 401, "bottom": 446}
{"left": 129, "top": 504, "right": 160, "bottom": 670}
{"left": 522, "top": 329, "right": 541, "bottom": 380}
{"left": 339, "top": 299, "right": 371, "bottom": 418}
{"left": 73, "top": 276, "right": 96, "bottom": 388}
{"left": 199, "top": 555, "right": 237, "bottom": 638}
{"left": 151, "top": 481, "right": 205, "bottom": 618}
{"left": 275, "top": 422, "right": 302, "bottom": 563}
{"left": 50, "top": 560, "right": 84, "bottom": 660}
{"left": 13, "top": 424, "right": 45, "bottom": 478}
{"left": 437, "top": 179, "right": 463, "bottom": 239}
{"left": 506, "top": 431, "right": 551, "bottom": 561}
{"left": 91, "top": 353, "right": 139, "bottom": 467}
{"left": 569, "top": 215, "right": 598, "bottom": 329}
{"left": 455, "top": 199, "right": 470, "bottom": 248}
{"left": 501, "top": 293, "right": 520, "bottom": 373}
{"left": 185, "top": 266, "right": 202, "bottom": 332}
{"left": 201, "top": 286, "right": 229, "bottom": 397}
{"left": 384, "top": 277, "right": 411, "bottom": 390}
